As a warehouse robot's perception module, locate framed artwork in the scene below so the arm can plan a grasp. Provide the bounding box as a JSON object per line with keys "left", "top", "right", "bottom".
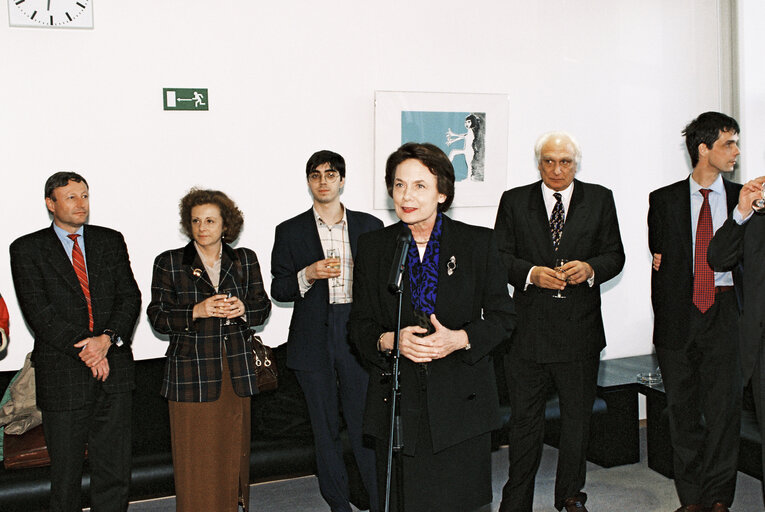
{"left": 374, "top": 91, "right": 509, "bottom": 209}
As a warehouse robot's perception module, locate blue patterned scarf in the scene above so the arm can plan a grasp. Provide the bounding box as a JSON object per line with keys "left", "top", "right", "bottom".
{"left": 407, "top": 212, "right": 443, "bottom": 315}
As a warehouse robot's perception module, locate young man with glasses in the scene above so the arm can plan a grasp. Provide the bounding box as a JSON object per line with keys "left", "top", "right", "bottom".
{"left": 271, "top": 150, "right": 383, "bottom": 512}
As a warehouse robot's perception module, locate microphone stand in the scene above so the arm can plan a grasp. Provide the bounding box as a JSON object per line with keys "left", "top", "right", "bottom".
{"left": 384, "top": 283, "right": 405, "bottom": 512}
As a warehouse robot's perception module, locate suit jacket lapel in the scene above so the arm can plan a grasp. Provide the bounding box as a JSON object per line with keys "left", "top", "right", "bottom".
{"left": 557, "top": 180, "right": 589, "bottom": 255}
{"left": 45, "top": 226, "right": 84, "bottom": 297}
{"left": 218, "top": 245, "right": 238, "bottom": 295}
{"left": 528, "top": 182, "right": 555, "bottom": 259}
{"left": 181, "top": 241, "right": 216, "bottom": 293}
{"left": 300, "top": 208, "right": 326, "bottom": 262}
{"left": 723, "top": 178, "right": 739, "bottom": 214}
{"left": 347, "top": 209, "right": 361, "bottom": 256}
{"left": 675, "top": 178, "right": 693, "bottom": 272}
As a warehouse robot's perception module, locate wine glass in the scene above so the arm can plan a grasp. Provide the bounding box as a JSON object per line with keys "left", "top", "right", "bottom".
{"left": 752, "top": 183, "right": 765, "bottom": 214}
{"left": 553, "top": 258, "right": 568, "bottom": 299}
{"left": 326, "top": 248, "right": 342, "bottom": 287}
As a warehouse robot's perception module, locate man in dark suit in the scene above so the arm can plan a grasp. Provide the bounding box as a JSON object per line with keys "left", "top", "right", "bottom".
{"left": 494, "top": 131, "right": 624, "bottom": 512}
{"left": 649, "top": 112, "right": 742, "bottom": 512}
{"left": 10, "top": 171, "right": 141, "bottom": 512}
{"left": 271, "top": 150, "right": 383, "bottom": 512}
{"left": 708, "top": 181, "right": 765, "bottom": 506}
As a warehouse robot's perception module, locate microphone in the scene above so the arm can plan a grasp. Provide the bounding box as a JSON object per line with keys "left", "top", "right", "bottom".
{"left": 387, "top": 229, "right": 412, "bottom": 293}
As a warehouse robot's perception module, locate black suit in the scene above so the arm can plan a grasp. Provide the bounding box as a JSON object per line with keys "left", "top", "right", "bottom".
{"left": 10, "top": 224, "right": 141, "bottom": 512}
{"left": 494, "top": 179, "right": 624, "bottom": 511}
{"left": 271, "top": 207, "right": 383, "bottom": 512}
{"left": 349, "top": 216, "right": 515, "bottom": 511}
{"left": 648, "top": 177, "right": 742, "bottom": 508}
{"left": 708, "top": 202, "right": 765, "bottom": 500}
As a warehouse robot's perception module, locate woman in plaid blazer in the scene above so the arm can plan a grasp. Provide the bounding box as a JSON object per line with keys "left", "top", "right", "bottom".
{"left": 147, "top": 188, "right": 271, "bottom": 512}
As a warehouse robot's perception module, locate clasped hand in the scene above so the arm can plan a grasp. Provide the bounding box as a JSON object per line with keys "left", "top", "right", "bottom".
{"left": 392, "top": 314, "right": 468, "bottom": 364}
{"left": 531, "top": 260, "right": 593, "bottom": 290}
{"left": 193, "top": 294, "right": 245, "bottom": 320}
{"left": 73, "top": 334, "right": 111, "bottom": 381}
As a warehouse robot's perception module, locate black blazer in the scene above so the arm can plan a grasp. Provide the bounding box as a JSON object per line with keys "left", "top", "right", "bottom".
{"left": 348, "top": 216, "right": 515, "bottom": 454}
{"left": 147, "top": 242, "right": 272, "bottom": 402}
{"left": 708, "top": 206, "right": 763, "bottom": 380}
{"left": 270, "top": 207, "right": 383, "bottom": 371}
{"left": 649, "top": 177, "right": 742, "bottom": 350}
{"left": 9, "top": 225, "right": 141, "bottom": 411}
{"left": 494, "top": 179, "right": 624, "bottom": 363}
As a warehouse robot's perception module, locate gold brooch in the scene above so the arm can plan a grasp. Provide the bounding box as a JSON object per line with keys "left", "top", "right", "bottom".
{"left": 192, "top": 268, "right": 203, "bottom": 277}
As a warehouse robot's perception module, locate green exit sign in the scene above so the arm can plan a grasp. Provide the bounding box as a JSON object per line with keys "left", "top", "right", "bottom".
{"left": 163, "top": 88, "right": 209, "bottom": 111}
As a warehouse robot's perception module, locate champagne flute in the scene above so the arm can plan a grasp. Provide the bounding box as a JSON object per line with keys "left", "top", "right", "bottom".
{"left": 326, "top": 248, "right": 342, "bottom": 287}
{"left": 553, "top": 258, "right": 568, "bottom": 299}
{"left": 752, "top": 183, "right": 765, "bottom": 214}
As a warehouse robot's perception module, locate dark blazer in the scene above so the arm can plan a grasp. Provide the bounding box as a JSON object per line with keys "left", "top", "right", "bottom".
{"left": 494, "top": 179, "right": 624, "bottom": 363}
{"left": 348, "top": 216, "right": 516, "bottom": 454}
{"left": 147, "top": 242, "right": 271, "bottom": 402}
{"left": 649, "top": 177, "right": 742, "bottom": 349}
{"left": 708, "top": 207, "right": 764, "bottom": 380}
{"left": 270, "top": 208, "right": 383, "bottom": 371}
{"left": 9, "top": 225, "right": 141, "bottom": 411}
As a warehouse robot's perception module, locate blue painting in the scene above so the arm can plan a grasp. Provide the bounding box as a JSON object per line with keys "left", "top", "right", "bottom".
{"left": 401, "top": 111, "right": 486, "bottom": 182}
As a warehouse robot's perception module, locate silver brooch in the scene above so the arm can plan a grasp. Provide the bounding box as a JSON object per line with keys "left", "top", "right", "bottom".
{"left": 447, "top": 256, "right": 457, "bottom": 276}
{"left": 192, "top": 268, "right": 203, "bottom": 277}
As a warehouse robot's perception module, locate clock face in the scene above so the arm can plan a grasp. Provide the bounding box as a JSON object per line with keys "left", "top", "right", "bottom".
{"left": 8, "top": 0, "right": 93, "bottom": 28}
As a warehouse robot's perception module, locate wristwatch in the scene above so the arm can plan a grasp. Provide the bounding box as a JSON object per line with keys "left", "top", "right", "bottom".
{"left": 103, "top": 329, "right": 123, "bottom": 347}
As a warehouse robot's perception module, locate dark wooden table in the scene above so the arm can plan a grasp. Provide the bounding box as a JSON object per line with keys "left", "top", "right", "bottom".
{"left": 590, "top": 354, "right": 660, "bottom": 468}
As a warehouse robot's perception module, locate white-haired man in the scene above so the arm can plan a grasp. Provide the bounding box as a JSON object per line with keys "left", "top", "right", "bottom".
{"left": 494, "top": 132, "right": 625, "bottom": 512}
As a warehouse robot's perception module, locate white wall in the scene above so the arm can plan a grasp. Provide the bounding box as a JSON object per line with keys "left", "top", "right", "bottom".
{"left": 0, "top": 0, "right": 729, "bottom": 371}
{"left": 737, "top": 0, "right": 765, "bottom": 183}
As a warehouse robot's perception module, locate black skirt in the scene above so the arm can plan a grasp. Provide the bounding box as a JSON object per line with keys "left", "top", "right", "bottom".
{"left": 375, "top": 368, "right": 492, "bottom": 512}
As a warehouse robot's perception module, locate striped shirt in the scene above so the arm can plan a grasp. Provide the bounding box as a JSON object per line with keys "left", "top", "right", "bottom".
{"left": 298, "top": 207, "right": 353, "bottom": 304}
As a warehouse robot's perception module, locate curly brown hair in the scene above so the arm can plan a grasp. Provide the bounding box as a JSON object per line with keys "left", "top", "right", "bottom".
{"left": 179, "top": 188, "right": 244, "bottom": 241}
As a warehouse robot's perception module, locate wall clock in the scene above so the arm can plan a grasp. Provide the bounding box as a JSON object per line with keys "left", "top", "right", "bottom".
{"left": 8, "top": 0, "right": 93, "bottom": 28}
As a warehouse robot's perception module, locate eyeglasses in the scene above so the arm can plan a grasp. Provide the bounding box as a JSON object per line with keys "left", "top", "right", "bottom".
{"left": 308, "top": 170, "right": 340, "bottom": 183}
{"left": 540, "top": 159, "right": 574, "bottom": 171}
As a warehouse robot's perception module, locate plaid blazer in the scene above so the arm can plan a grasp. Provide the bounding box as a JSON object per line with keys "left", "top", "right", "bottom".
{"left": 10, "top": 225, "right": 141, "bottom": 411}
{"left": 147, "top": 242, "right": 271, "bottom": 402}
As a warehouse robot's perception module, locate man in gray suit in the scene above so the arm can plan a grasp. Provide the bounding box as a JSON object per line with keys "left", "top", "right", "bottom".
{"left": 10, "top": 171, "right": 141, "bottom": 512}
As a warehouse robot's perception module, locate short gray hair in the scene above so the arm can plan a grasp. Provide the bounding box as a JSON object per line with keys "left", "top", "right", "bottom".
{"left": 534, "top": 131, "right": 582, "bottom": 166}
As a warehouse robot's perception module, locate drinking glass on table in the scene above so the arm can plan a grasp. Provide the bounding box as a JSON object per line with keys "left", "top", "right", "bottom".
{"left": 326, "top": 248, "right": 342, "bottom": 287}
{"left": 553, "top": 258, "right": 568, "bottom": 299}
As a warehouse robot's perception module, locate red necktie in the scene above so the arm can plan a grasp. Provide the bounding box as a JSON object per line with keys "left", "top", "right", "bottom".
{"left": 68, "top": 234, "right": 94, "bottom": 331}
{"left": 693, "top": 189, "right": 714, "bottom": 313}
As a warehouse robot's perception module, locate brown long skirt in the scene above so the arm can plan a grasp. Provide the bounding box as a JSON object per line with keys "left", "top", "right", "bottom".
{"left": 168, "top": 356, "right": 251, "bottom": 512}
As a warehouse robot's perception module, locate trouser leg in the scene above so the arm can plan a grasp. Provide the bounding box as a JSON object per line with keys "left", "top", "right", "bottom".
{"left": 499, "top": 354, "right": 550, "bottom": 512}
{"left": 295, "top": 367, "right": 351, "bottom": 512}
{"left": 42, "top": 406, "right": 90, "bottom": 512}
{"left": 549, "top": 357, "right": 599, "bottom": 510}
{"left": 87, "top": 389, "right": 132, "bottom": 512}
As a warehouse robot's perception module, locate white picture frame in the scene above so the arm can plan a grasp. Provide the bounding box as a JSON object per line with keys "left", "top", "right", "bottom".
{"left": 374, "top": 90, "right": 509, "bottom": 209}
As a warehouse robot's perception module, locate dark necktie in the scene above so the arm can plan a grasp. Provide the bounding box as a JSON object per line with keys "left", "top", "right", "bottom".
{"left": 550, "top": 192, "right": 564, "bottom": 250}
{"left": 68, "top": 234, "right": 94, "bottom": 331}
{"left": 693, "top": 189, "right": 714, "bottom": 313}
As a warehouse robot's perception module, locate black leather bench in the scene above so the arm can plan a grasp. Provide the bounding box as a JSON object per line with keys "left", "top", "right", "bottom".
{"left": 0, "top": 346, "right": 369, "bottom": 512}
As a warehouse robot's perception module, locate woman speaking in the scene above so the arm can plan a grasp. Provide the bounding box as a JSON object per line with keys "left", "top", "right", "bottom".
{"left": 349, "top": 143, "right": 515, "bottom": 512}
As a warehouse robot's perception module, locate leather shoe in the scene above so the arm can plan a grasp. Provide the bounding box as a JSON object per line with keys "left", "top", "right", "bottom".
{"left": 673, "top": 506, "right": 704, "bottom": 512}
{"left": 707, "top": 503, "right": 730, "bottom": 512}
{"left": 563, "top": 493, "right": 588, "bottom": 512}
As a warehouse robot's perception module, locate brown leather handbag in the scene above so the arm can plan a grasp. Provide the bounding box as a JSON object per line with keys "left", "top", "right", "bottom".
{"left": 251, "top": 334, "right": 278, "bottom": 392}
